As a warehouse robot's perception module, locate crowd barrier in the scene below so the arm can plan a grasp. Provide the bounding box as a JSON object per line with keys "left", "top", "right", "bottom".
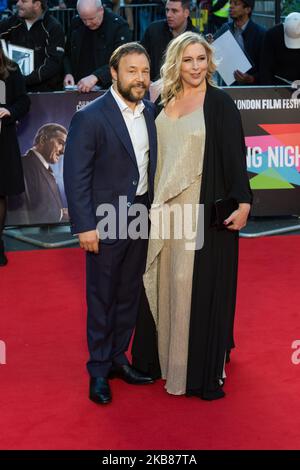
{"left": 49, "top": 7, "right": 76, "bottom": 36}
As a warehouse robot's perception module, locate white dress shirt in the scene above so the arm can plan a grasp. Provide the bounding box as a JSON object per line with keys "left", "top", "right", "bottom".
{"left": 32, "top": 149, "right": 51, "bottom": 171}
{"left": 110, "top": 85, "right": 149, "bottom": 196}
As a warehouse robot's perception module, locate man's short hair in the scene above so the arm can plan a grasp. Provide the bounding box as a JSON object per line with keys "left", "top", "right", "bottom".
{"left": 167, "top": 0, "right": 191, "bottom": 10}
{"left": 109, "top": 42, "right": 150, "bottom": 72}
{"left": 243, "top": 0, "right": 255, "bottom": 10}
{"left": 34, "top": 123, "right": 67, "bottom": 146}
{"left": 242, "top": 0, "right": 255, "bottom": 16}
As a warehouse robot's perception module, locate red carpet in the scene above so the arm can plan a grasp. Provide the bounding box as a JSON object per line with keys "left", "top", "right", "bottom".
{"left": 1, "top": 236, "right": 300, "bottom": 450}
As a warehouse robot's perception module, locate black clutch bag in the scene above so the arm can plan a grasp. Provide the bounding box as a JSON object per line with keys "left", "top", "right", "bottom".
{"left": 211, "top": 198, "right": 238, "bottom": 229}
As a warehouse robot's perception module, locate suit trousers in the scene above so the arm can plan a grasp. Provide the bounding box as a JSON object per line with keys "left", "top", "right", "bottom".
{"left": 86, "top": 193, "right": 149, "bottom": 377}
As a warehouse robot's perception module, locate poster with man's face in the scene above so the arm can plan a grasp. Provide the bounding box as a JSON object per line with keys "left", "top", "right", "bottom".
{"left": 6, "top": 91, "right": 102, "bottom": 226}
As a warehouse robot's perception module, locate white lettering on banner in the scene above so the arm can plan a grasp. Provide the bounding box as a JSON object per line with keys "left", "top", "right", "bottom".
{"left": 247, "top": 146, "right": 300, "bottom": 169}
{"left": 246, "top": 147, "right": 263, "bottom": 168}
{"left": 234, "top": 98, "right": 300, "bottom": 110}
{"left": 268, "top": 146, "right": 300, "bottom": 168}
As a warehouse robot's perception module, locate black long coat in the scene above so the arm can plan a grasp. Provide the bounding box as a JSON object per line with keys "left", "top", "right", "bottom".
{"left": 0, "top": 65, "right": 30, "bottom": 196}
{"left": 132, "top": 84, "right": 252, "bottom": 400}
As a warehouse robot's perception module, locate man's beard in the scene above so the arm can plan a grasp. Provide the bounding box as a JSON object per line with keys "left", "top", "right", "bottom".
{"left": 117, "top": 80, "right": 147, "bottom": 102}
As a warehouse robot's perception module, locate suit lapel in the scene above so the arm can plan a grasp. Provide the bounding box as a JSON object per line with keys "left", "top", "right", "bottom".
{"left": 101, "top": 90, "right": 138, "bottom": 168}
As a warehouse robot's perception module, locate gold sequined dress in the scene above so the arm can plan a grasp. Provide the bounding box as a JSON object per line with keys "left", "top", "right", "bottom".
{"left": 144, "top": 107, "right": 205, "bottom": 395}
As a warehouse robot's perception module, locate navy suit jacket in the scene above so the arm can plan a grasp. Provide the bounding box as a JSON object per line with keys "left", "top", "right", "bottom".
{"left": 64, "top": 90, "right": 157, "bottom": 239}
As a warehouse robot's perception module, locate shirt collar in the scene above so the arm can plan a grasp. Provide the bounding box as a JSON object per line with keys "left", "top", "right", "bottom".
{"left": 233, "top": 18, "right": 249, "bottom": 32}
{"left": 32, "top": 148, "right": 50, "bottom": 170}
{"left": 110, "top": 85, "right": 145, "bottom": 116}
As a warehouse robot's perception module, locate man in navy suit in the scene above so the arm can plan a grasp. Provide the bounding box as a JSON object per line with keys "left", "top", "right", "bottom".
{"left": 64, "top": 43, "right": 157, "bottom": 404}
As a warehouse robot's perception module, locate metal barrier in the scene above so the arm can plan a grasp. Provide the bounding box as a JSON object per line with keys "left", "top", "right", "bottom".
{"left": 252, "top": 12, "right": 285, "bottom": 29}
{"left": 1, "top": 5, "right": 204, "bottom": 40}
{"left": 1, "top": 6, "right": 292, "bottom": 38}
{"left": 117, "top": 3, "right": 202, "bottom": 40}
{"left": 0, "top": 7, "right": 76, "bottom": 34}
{"left": 117, "top": 3, "right": 167, "bottom": 41}
{"left": 48, "top": 4, "right": 168, "bottom": 40}
{"left": 240, "top": 216, "right": 300, "bottom": 238}
{"left": 50, "top": 5, "right": 202, "bottom": 41}
{"left": 4, "top": 225, "right": 78, "bottom": 248}
{"left": 49, "top": 7, "right": 76, "bottom": 36}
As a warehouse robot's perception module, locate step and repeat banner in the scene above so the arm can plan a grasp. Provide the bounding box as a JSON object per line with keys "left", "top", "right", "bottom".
{"left": 6, "top": 86, "right": 300, "bottom": 226}
{"left": 226, "top": 86, "right": 300, "bottom": 217}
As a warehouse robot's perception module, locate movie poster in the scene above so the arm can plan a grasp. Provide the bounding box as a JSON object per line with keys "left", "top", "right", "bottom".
{"left": 7, "top": 91, "right": 102, "bottom": 226}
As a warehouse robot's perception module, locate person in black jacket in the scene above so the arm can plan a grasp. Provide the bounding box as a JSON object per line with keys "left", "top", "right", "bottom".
{"left": 0, "top": 41, "right": 30, "bottom": 265}
{"left": 0, "top": 0, "right": 65, "bottom": 92}
{"left": 260, "top": 12, "right": 300, "bottom": 86}
{"left": 214, "top": 0, "right": 265, "bottom": 85}
{"left": 63, "top": 0, "right": 132, "bottom": 92}
{"left": 141, "top": 0, "right": 199, "bottom": 81}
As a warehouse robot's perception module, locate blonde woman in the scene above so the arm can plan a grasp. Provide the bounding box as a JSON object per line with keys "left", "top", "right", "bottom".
{"left": 132, "top": 31, "right": 252, "bottom": 400}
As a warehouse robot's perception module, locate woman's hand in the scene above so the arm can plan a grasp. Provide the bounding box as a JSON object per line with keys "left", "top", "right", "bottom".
{"left": 224, "top": 203, "right": 251, "bottom": 231}
{"left": 0, "top": 108, "right": 11, "bottom": 119}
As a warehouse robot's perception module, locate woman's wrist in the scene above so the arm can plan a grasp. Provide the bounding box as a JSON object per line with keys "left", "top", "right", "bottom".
{"left": 238, "top": 203, "right": 251, "bottom": 212}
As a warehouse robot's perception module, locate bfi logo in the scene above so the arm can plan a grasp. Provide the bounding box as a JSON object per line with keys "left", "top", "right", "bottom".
{"left": 0, "top": 340, "right": 6, "bottom": 365}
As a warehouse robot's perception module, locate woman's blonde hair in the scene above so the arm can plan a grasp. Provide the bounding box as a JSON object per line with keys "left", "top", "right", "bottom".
{"left": 160, "top": 31, "right": 217, "bottom": 106}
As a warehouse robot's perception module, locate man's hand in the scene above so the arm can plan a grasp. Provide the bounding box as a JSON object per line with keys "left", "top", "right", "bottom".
{"left": 79, "top": 230, "right": 100, "bottom": 253}
{"left": 63, "top": 74, "right": 75, "bottom": 88}
{"left": 0, "top": 107, "right": 11, "bottom": 118}
{"left": 234, "top": 70, "right": 255, "bottom": 84}
{"left": 205, "top": 33, "right": 214, "bottom": 44}
{"left": 224, "top": 203, "right": 251, "bottom": 231}
{"left": 77, "top": 75, "right": 99, "bottom": 93}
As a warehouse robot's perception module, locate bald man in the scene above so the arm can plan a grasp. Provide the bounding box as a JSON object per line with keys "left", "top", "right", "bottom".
{"left": 63, "top": 0, "right": 132, "bottom": 92}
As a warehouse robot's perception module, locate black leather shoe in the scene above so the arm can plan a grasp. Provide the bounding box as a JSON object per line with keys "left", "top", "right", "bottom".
{"left": 89, "top": 377, "right": 112, "bottom": 404}
{"left": 110, "top": 364, "right": 154, "bottom": 385}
